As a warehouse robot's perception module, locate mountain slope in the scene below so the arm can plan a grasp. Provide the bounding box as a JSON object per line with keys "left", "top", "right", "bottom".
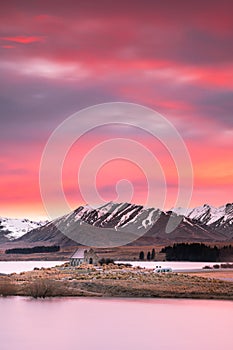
{"left": 187, "top": 203, "right": 233, "bottom": 236}
{"left": 16, "top": 203, "right": 161, "bottom": 247}
{"left": 137, "top": 212, "right": 229, "bottom": 245}
{"left": 0, "top": 217, "right": 47, "bottom": 242}
{"left": 15, "top": 202, "right": 231, "bottom": 247}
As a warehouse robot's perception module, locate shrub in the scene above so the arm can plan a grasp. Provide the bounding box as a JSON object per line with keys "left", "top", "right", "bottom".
{"left": 0, "top": 278, "right": 17, "bottom": 296}
{"left": 139, "top": 251, "right": 144, "bottom": 260}
{"left": 220, "top": 263, "right": 233, "bottom": 269}
{"left": 26, "top": 279, "right": 62, "bottom": 298}
{"left": 98, "top": 258, "right": 115, "bottom": 266}
{"left": 151, "top": 248, "right": 155, "bottom": 260}
{"left": 213, "top": 264, "right": 220, "bottom": 269}
{"left": 117, "top": 263, "right": 132, "bottom": 268}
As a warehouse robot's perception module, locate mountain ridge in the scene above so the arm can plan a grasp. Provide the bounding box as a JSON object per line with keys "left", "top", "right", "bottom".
{"left": 10, "top": 201, "right": 233, "bottom": 247}
{"left": 0, "top": 217, "right": 47, "bottom": 243}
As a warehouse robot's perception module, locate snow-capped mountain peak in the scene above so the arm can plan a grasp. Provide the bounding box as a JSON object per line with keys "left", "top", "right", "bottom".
{"left": 1, "top": 202, "right": 232, "bottom": 244}
{"left": 187, "top": 203, "right": 233, "bottom": 226}
{"left": 0, "top": 217, "right": 47, "bottom": 240}
{"left": 169, "top": 207, "right": 192, "bottom": 217}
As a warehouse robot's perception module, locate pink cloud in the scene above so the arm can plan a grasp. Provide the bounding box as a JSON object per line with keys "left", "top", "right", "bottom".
{"left": 1, "top": 36, "right": 44, "bottom": 44}
{"left": 0, "top": 0, "right": 232, "bottom": 217}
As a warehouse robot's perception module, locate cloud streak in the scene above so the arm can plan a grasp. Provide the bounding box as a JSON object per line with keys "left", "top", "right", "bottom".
{"left": 0, "top": 0, "right": 232, "bottom": 218}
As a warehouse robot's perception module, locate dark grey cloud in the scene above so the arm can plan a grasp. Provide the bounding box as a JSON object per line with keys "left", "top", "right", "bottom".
{"left": 0, "top": 71, "right": 119, "bottom": 143}
{"left": 0, "top": 0, "right": 232, "bottom": 148}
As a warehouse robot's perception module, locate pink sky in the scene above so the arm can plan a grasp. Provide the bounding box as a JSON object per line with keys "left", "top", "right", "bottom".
{"left": 0, "top": 1, "right": 232, "bottom": 219}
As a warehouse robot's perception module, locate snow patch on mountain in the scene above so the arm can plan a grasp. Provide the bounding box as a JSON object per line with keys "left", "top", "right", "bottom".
{"left": 170, "top": 207, "right": 192, "bottom": 217}
{"left": 0, "top": 217, "right": 47, "bottom": 240}
{"left": 2, "top": 202, "right": 232, "bottom": 243}
{"left": 187, "top": 203, "right": 233, "bottom": 226}
{"left": 115, "top": 206, "right": 142, "bottom": 229}
{"left": 74, "top": 205, "right": 93, "bottom": 221}
{"left": 96, "top": 203, "right": 128, "bottom": 227}
{"left": 96, "top": 202, "right": 117, "bottom": 219}
{"left": 183, "top": 217, "right": 194, "bottom": 226}
{"left": 141, "top": 208, "right": 160, "bottom": 229}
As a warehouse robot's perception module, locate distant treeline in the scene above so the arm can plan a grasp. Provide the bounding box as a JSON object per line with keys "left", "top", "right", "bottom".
{"left": 160, "top": 243, "right": 233, "bottom": 262}
{"left": 5, "top": 245, "right": 60, "bottom": 255}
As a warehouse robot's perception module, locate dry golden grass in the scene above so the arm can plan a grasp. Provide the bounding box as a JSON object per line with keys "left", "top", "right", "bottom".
{"left": 186, "top": 270, "right": 233, "bottom": 280}
{"left": 0, "top": 277, "right": 17, "bottom": 296}
{"left": 3, "top": 264, "right": 232, "bottom": 299}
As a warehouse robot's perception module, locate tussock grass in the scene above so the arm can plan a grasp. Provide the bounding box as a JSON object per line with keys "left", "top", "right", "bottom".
{"left": 0, "top": 277, "right": 17, "bottom": 296}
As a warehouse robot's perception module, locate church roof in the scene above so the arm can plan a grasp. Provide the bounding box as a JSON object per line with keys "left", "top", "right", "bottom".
{"left": 70, "top": 248, "right": 86, "bottom": 259}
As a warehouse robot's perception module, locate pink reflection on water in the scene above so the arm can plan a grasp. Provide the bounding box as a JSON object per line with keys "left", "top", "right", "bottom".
{"left": 0, "top": 297, "right": 233, "bottom": 350}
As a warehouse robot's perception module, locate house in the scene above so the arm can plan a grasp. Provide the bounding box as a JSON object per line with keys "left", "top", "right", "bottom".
{"left": 70, "top": 248, "right": 100, "bottom": 266}
{"left": 70, "top": 248, "right": 85, "bottom": 266}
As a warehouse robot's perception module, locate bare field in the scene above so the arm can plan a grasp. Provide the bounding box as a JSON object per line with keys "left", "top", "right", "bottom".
{"left": 0, "top": 245, "right": 166, "bottom": 261}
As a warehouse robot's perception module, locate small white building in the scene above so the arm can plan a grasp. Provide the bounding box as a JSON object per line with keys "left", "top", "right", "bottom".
{"left": 154, "top": 267, "right": 172, "bottom": 273}
{"left": 70, "top": 248, "right": 85, "bottom": 266}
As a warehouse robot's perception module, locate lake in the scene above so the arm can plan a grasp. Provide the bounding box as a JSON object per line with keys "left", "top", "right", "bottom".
{"left": 0, "top": 297, "right": 232, "bottom": 350}
{"left": 0, "top": 261, "right": 66, "bottom": 274}
{"left": 0, "top": 260, "right": 218, "bottom": 275}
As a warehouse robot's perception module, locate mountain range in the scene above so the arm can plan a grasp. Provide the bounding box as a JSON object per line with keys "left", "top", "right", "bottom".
{"left": 0, "top": 217, "right": 47, "bottom": 244}
{"left": 1, "top": 202, "right": 232, "bottom": 247}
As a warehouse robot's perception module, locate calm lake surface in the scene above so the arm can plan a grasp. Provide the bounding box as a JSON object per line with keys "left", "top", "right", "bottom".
{"left": 0, "top": 261, "right": 66, "bottom": 274}
{"left": 0, "top": 260, "right": 220, "bottom": 274}
{"left": 0, "top": 297, "right": 233, "bottom": 350}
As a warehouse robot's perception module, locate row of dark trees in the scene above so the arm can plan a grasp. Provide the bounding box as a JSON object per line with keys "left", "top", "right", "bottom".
{"left": 5, "top": 245, "right": 60, "bottom": 255}
{"left": 139, "top": 248, "right": 155, "bottom": 261}
{"left": 160, "top": 243, "right": 220, "bottom": 262}
{"left": 98, "top": 258, "right": 114, "bottom": 265}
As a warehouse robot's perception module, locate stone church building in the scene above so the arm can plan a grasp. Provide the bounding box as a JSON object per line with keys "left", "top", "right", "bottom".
{"left": 70, "top": 248, "right": 100, "bottom": 266}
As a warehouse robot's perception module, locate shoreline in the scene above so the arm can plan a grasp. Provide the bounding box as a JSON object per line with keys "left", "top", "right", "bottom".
{"left": 0, "top": 263, "right": 233, "bottom": 300}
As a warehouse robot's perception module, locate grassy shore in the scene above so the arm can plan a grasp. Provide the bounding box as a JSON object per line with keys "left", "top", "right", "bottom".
{"left": 185, "top": 269, "right": 233, "bottom": 281}
{"left": 0, "top": 263, "right": 233, "bottom": 300}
